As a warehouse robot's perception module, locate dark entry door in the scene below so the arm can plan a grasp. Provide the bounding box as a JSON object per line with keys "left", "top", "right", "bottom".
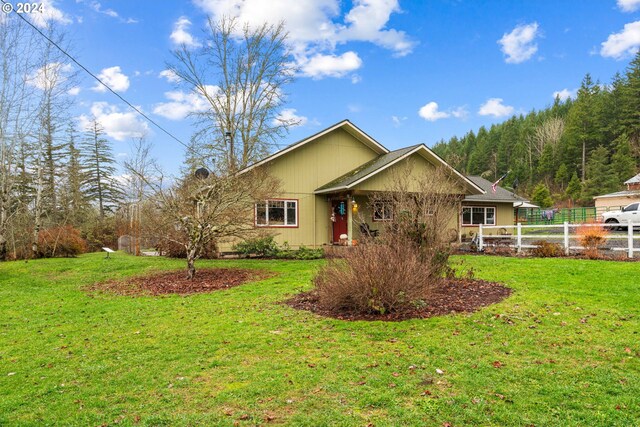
{"left": 332, "top": 200, "right": 348, "bottom": 243}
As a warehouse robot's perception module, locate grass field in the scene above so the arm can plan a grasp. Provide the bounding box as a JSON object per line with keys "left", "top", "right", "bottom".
{"left": 1, "top": 253, "right": 639, "bottom": 426}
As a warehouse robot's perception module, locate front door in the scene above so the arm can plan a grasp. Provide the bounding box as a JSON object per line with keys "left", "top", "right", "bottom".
{"left": 332, "top": 200, "right": 348, "bottom": 243}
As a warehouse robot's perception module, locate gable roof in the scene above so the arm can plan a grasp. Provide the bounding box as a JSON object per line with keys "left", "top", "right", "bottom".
{"left": 464, "top": 175, "right": 526, "bottom": 203}
{"left": 624, "top": 173, "right": 640, "bottom": 185}
{"left": 315, "top": 144, "right": 485, "bottom": 195}
{"left": 593, "top": 189, "right": 640, "bottom": 199}
{"left": 238, "top": 119, "right": 389, "bottom": 174}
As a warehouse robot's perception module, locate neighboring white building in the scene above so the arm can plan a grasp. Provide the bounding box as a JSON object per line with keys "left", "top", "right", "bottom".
{"left": 593, "top": 173, "right": 640, "bottom": 210}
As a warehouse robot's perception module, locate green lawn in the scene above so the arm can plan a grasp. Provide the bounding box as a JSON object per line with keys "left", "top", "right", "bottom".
{"left": 1, "top": 253, "right": 638, "bottom": 426}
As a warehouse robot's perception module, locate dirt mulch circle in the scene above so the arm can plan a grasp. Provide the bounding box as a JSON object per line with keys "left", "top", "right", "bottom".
{"left": 89, "top": 268, "right": 273, "bottom": 296}
{"left": 286, "top": 278, "right": 512, "bottom": 321}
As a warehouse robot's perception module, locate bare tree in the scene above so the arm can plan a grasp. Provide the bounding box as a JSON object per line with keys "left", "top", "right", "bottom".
{"left": 0, "top": 17, "right": 41, "bottom": 260}
{"left": 369, "top": 162, "right": 464, "bottom": 261}
{"left": 169, "top": 16, "right": 297, "bottom": 172}
{"left": 317, "top": 163, "right": 465, "bottom": 315}
{"left": 129, "top": 163, "right": 279, "bottom": 279}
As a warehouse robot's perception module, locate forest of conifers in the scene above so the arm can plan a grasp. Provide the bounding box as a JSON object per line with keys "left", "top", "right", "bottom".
{"left": 432, "top": 52, "right": 640, "bottom": 207}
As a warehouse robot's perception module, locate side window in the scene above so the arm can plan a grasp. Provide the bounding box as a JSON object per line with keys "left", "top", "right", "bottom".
{"left": 623, "top": 203, "right": 639, "bottom": 212}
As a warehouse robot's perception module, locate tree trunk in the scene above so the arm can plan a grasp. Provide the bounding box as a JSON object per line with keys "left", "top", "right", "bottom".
{"left": 581, "top": 139, "right": 586, "bottom": 182}
{"left": 186, "top": 246, "right": 197, "bottom": 280}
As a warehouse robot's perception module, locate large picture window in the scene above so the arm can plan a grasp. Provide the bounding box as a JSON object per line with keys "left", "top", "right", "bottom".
{"left": 462, "top": 206, "right": 495, "bottom": 226}
{"left": 373, "top": 201, "right": 393, "bottom": 221}
{"left": 256, "top": 200, "right": 298, "bottom": 227}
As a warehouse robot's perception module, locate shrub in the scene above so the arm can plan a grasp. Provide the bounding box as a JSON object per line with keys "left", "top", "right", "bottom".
{"left": 234, "top": 237, "right": 324, "bottom": 259}
{"left": 233, "top": 236, "right": 280, "bottom": 257}
{"left": 576, "top": 223, "right": 609, "bottom": 259}
{"left": 531, "top": 240, "right": 563, "bottom": 258}
{"left": 314, "top": 237, "right": 438, "bottom": 315}
{"left": 37, "top": 225, "right": 88, "bottom": 258}
{"left": 279, "top": 245, "right": 324, "bottom": 260}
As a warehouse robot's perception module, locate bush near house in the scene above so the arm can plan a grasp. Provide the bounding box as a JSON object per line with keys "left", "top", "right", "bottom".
{"left": 233, "top": 236, "right": 324, "bottom": 260}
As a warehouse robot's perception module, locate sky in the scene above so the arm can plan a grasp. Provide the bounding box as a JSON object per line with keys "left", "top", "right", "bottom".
{"left": 7, "top": 0, "right": 640, "bottom": 174}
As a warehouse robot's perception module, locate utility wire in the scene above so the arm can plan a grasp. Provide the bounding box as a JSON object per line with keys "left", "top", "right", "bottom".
{"left": 2, "top": 1, "right": 192, "bottom": 153}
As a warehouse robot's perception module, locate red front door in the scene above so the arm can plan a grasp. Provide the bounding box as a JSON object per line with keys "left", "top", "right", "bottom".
{"left": 332, "top": 200, "right": 348, "bottom": 243}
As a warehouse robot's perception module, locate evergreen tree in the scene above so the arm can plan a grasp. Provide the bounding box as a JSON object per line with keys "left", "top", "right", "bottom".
{"left": 60, "top": 124, "right": 88, "bottom": 224}
{"left": 621, "top": 51, "right": 640, "bottom": 151}
{"left": 81, "top": 119, "right": 122, "bottom": 218}
{"left": 531, "top": 183, "right": 553, "bottom": 208}
{"left": 610, "top": 135, "right": 636, "bottom": 186}
{"left": 565, "top": 74, "right": 603, "bottom": 181}
{"left": 554, "top": 163, "right": 569, "bottom": 190}
{"left": 582, "top": 145, "right": 618, "bottom": 200}
{"left": 566, "top": 172, "right": 582, "bottom": 204}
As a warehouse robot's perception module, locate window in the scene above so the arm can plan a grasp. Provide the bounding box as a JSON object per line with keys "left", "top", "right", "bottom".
{"left": 256, "top": 200, "right": 297, "bottom": 227}
{"left": 623, "top": 203, "right": 639, "bottom": 212}
{"left": 373, "top": 201, "right": 393, "bottom": 221}
{"left": 462, "top": 206, "right": 495, "bottom": 225}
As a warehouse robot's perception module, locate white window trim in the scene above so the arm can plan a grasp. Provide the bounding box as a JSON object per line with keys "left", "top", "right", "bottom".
{"left": 462, "top": 206, "right": 496, "bottom": 226}
{"left": 373, "top": 201, "right": 394, "bottom": 222}
{"left": 255, "top": 199, "right": 298, "bottom": 228}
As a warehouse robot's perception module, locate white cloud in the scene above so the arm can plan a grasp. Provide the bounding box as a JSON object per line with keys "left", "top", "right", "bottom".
{"left": 153, "top": 86, "right": 217, "bottom": 121}
{"left": 170, "top": 16, "right": 200, "bottom": 47}
{"left": 159, "top": 69, "right": 181, "bottom": 83}
{"left": 418, "top": 102, "right": 450, "bottom": 121}
{"left": 498, "top": 22, "right": 540, "bottom": 64}
{"left": 391, "top": 115, "right": 407, "bottom": 126}
{"left": 451, "top": 106, "right": 469, "bottom": 119}
{"left": 274, "top": 108, "right": 308, "bottom": 127}
{"left": 418, "top": 102, "right": 467, "bottom": 122}
{"left": 600, "top": 21, "right": 640, "bottom": 59}
{"left": 299, "top": 51, "right": 362, "bottom": 78}
{"left": 79, "top": 102, "right": 149, "bottom": 141}
{"left": 351, "top": 74, "right": 362, "bottom": 84}
{"left": 68, "top": 86, "right": 81, "bottom": 96}
{"left": 192, "top": 0, "right": 414, "bottom": 77}
{"left": 478, "top": 98, "right": 515, "bottom": 118}
{"left": 30, "top": 0, "right": 72, "bottom": 28}
{"left": 553, "top": 88, "right": 576, "bottom": 101}
{"left": 618, "top": 0, "right": 640, "bottom": 12}
{"left": 337, "top": 0, "right": 415, "bottom": 57}
{"left": 92, "top": 66, "right": 130, "bottom": 93}
{"left": 26, "top": 62, "right": 73, "bottom": 90}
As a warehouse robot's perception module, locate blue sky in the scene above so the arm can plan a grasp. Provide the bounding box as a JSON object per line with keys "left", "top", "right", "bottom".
{"left": 11, "top": 0, "right": 640, "bottom": 174}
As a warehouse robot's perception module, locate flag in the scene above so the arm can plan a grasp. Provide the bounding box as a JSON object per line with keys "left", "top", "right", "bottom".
{"left": 492, "top": 172, "right": 509, "bottom": 193}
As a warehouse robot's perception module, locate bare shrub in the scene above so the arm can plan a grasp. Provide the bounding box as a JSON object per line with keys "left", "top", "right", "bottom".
{"left": 531, "top": 240, "right": 563, "bottom": 257}
{"left": 576, "top": 222, "right": 609, "bottom": 259}
{"left": 315, "top": 237, "right": 437, "bottom": 314}
{"left": 315, "top": 163, "right": 465, "bottom": 314}
{"left": 37, "top": 225, "right": 88, "bottom": 258}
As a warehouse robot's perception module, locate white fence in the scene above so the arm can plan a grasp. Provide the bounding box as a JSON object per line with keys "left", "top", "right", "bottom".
{"left": 478, "top": 221, "right": 640, "bottom": 258}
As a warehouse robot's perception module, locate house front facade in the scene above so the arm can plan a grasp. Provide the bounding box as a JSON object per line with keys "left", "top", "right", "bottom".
{"left": 230, "top": 120, "right": 519, "bottom": 249}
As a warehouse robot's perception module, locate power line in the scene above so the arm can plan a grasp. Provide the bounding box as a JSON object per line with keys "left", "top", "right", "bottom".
{"left": 2, "top": 1, "right": 192, "bottom": 153}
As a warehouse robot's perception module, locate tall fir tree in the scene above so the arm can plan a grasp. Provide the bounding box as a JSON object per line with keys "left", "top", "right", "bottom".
{"left": 582, "top": 145, "right": 618, "bottom": 200}
{"left": 81, "top": 119, "right": 122, "bottom": 218}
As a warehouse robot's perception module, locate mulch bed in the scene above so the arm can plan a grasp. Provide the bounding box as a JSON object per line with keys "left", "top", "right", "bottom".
{"left": 286, "top": 278, "right": 512, "bottom": 321}
{"left": 88, "top": 268, "right": 272, "bottom": 296}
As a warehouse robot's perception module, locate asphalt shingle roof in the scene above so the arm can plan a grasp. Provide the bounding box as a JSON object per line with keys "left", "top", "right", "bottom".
{"left": 315, "top": 145, "right": 421, "bottom": 192}
{"left": 464, "top": 175, "right": 525, "bottom": 202}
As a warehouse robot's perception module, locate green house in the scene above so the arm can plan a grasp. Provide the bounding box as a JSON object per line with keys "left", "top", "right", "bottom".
{"left": 233, "top": 120, "right": 518, "bottom": 249}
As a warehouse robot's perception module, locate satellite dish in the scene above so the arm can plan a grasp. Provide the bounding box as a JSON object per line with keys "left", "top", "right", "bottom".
{"left": 194, "top": 167, "right": 209, "bottom": 179}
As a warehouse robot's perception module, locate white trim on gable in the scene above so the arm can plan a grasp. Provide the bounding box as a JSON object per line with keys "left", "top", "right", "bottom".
{"left": 315, "top": 145, "right": 485, "bottom": 195}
